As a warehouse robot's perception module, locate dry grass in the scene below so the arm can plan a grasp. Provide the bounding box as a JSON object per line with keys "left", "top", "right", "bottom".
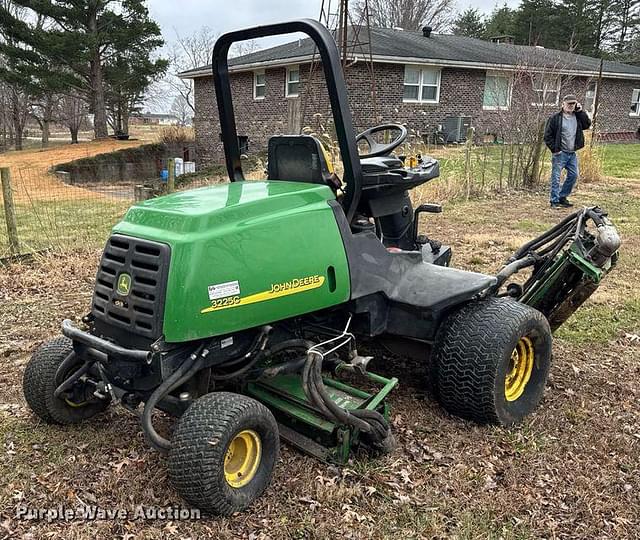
{"left": 0, "top": 139, "right": 148, "bottom": 204}
{"left": 578, "top": 133, "right": 604, "bottom": 184}
{"left": 1, "top": 172, "right": 639, "bottom": 538}
{"left": 157, "top": 126, "right": 195, "bottom": 145}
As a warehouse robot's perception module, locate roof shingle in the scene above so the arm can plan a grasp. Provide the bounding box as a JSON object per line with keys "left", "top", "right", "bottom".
{"left": 180, "top": 27, "right": 640, "bottom": 78}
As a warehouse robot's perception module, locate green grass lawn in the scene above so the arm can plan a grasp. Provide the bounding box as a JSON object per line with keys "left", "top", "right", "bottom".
{"left": 601, "top": 143, "right": 640, "bottom": 178}
{"left": 0, "top": 198, "right": 130, "bottom": 257}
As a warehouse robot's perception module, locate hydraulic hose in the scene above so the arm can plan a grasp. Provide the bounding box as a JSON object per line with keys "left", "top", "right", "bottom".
{"left": 142, "top": 346, "right": 204, "bottom": 452}
{"left": 302, "top": 350, "right": 390, "bottom": 443}
{"left": 508, "top": 211, "right": 579, "bottom": 262}
{"left": 211, "top": 326, "right": 272, "bottom": 380}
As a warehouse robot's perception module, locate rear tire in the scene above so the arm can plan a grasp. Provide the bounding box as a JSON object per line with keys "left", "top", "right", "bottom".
{"left": 168, "top": 392, "right": 279, "bottom": 515}
{"left": 431, "top": 298, "right": 552, "bottom": 425}
{"left": 23, "top": 336, "right": 110, "bottom": 424}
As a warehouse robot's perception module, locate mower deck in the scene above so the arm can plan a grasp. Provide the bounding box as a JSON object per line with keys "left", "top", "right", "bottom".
{"left": 247, "top": 370, "right": 398, "bottom": 463}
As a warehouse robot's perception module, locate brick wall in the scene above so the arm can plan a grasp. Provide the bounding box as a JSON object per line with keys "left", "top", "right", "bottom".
{"left": 193, "top": 62, "right": 640, "bottom": 168}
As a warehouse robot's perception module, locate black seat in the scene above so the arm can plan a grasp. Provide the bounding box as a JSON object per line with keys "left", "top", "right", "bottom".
{"left": 267, "top": 135, "right": 337, "bottom": 188}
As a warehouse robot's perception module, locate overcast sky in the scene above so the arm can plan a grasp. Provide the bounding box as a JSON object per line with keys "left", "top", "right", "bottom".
{"left": 148, "top": 0, "right": 520, "bottom": 50}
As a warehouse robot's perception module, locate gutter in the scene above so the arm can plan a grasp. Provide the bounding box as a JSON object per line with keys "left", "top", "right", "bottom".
{"left": 179, "top": 53, "right": 640, "bottom": 81}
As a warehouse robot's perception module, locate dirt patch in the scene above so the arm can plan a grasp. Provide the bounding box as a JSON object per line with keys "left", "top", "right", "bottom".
{"left": 0, "top": 177, "right": 638, "bottom": 539}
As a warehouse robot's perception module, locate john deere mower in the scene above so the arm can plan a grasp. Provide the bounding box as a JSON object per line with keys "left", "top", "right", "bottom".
{"left": 23, "top": 20, "right": 621, "bottom": 515}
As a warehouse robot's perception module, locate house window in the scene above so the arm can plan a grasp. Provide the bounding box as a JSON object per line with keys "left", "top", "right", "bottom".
{"left": 254, "top": 71, "right": 265, "bottom": 100}
{"left": 403, "top": 66, "right": 440, "bottom": 103}
{"left": 631, "top": 89, "right": 640, "bottom": 117}
{"left": 483, "top": 71, "right": 511, "bottom": 110}
{"left": 585, "top": 81, "right": 597, "bottom": 114}
{"left": 532, "top": 74, "right": 560, "bottom": 106}
{"left": 286, "top": 66, "right": 300, "bottom": 97}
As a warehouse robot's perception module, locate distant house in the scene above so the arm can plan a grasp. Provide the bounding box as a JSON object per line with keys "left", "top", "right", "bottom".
{"left": 130, "top": 113, "right": 180, "bottom": 126}
{"left": 180, "top": 26, "right": 640, "bottom": 168}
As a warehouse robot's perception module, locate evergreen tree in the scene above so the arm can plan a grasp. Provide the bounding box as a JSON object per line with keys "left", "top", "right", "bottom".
{"left": 452, "top": 8, "right": 486, "bottom": 37}
{"left": 558, "top": 0, "right": 600, "bottom": 55}
{"left": 483, "top": 4, "right": 517, "bottom": 39}
{"left": 513, "top": 0, "right": 565, "bottom": 48}
{"left": 0, "top": 0, "right": 165, "bottom": 139}
{"left": 611, "top": 0, "right": 640, "bottom": 52}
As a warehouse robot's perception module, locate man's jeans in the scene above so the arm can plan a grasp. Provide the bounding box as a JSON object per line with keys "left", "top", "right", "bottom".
{"left": 550, "top": 151, "right": 578, "bottom": 203}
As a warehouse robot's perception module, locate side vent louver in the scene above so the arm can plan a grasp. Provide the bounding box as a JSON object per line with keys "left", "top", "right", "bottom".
{"left": 91, "top": 234, "right": 170, "bottom": 339}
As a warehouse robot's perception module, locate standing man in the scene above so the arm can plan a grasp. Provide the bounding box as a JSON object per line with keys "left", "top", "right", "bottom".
{"left": 543, "top": 94, "right": 592, "bottom": 208}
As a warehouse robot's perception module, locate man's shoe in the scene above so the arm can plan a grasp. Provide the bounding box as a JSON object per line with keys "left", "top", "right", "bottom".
{"left": 559, "top": 197, "right": 573, "bottom": 207}
{"left": 550, "top": 202, "right": 561, "bottom": 209}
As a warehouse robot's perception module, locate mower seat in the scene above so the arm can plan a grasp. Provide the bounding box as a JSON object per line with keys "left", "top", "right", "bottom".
{"left": 267, "top": 135, "right": 338, "bottom": 189}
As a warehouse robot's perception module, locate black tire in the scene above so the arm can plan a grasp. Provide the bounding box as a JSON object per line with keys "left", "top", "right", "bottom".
{"left": 168, "top": 392, "right": 279, "bottom": 516}
{"left": 23, "top": 336, "right": 110, "bottom": 425}
{"left": 431, "top": 298, "right": 552, "bottom": 426}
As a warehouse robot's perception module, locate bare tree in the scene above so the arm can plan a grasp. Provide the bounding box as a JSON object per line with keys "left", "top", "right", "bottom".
{"left": 170, "top": 94, "right": 192, "bottom": 126}
{"left": 354, "top": 0, "right": 456, "bottom": 31}
{"left": 0, "top": 0, "right": 31, "bottom": 150}
{"left": 59, "top": 92, "right": 88, "bottom": 143}
{"left": 484, "top": 51, "right": 575, "bottom": 190}
{"left": 151, "top": 27, "right": 261, "bottom": 118}
{"left": 9, "top": 84, "right": 29, "bottom": 150}
{"left": 164, "top": 26, "right": 219, "bottom": 115}
{"left": 30, "top": 92, "right": 59, "bottom": 147}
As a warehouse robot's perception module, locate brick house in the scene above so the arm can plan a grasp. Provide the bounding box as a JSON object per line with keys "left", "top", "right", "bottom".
{"left": 180, "top": 26, "right": 640, "bottom": 168}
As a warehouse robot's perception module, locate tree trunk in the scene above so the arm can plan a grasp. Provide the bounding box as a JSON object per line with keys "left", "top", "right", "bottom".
{"left": 89, "top": 7, "right": 108, "bottom": 139}
{"left": 122, "top": 105, "right": 130, "bottom": 135}
{"left": 70, "top": 126, "right": 79, "bottom": 143}
{"left": 10, "top": 91, "right": 24, "bottom": 151}
{"left": 41, "top": 120, "right": 50, "bottom": 147}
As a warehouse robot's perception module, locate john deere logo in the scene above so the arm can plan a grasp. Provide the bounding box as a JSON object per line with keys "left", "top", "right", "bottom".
{"left": 117, "top": 273, "right": 132, "bottom": 296}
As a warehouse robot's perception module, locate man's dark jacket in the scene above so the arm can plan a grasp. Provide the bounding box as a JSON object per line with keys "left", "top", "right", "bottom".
{"left": 543, "top": 109, "right": 592, "bottom": 153}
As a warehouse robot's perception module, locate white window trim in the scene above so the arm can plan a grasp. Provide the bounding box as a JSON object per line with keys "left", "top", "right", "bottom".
{"left": 584, "top": 81, "right": 598, "bottom": 115}
{"left": 630, "top": 88, "right": 640, "bottom": 117}
{"left": 483, "top": 70, "right": 512, "bottom": 111}
{"left": 402, "top": 66, "right": 441, "bottom": 104}
{"left": 531, "top": 75, "right": 561, "bottom": 107}
{"left": 253, "top": 70, "right": 265, "bottom": 101}
{"left": 285, "top": 65, "right": 300, "bottom": 98}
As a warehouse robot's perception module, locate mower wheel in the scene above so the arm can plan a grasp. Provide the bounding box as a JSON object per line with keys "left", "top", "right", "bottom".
{"left": 23, "top": 337, "right": 110, "bottom": 424}
{"left": 168, "top": 392, "right": 279, "bottom": 515}
{"left": 431, "top": 298, "right": 552, "bottom": 426}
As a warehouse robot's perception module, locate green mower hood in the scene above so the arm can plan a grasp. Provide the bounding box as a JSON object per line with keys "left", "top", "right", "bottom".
{"left": 111, "top": 181, "right": 351, "bottom": 342}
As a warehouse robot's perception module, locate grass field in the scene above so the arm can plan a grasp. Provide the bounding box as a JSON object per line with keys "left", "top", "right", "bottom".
{"left": 0, "top": 141, "right": 638, "bottom": 538}
{"left": 601, "top": 143, "right": 640, "bottom": 178}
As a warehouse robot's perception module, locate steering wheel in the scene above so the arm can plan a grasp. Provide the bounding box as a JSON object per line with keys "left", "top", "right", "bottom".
{"left": 356, "top": 124, "right": 408, "bottom": 158}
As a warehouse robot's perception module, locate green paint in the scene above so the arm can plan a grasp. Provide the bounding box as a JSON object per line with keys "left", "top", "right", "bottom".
{"left": 112, "top": 181, "right": 351, "bottom": 342}
{"left": 567, "top": 249, "right": 602, "bottom": 283}
{"left": 246, "top": 369, "right": 398, "bottom": 464}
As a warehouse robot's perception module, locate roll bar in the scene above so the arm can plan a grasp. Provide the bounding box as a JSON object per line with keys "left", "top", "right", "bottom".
{"left": 211, "top": 19, "right": 363, "bottom": 222}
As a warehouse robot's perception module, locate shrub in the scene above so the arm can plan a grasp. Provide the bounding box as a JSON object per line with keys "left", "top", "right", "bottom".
{"left": 158, "top": 126, "right": 195, "bottom": 145}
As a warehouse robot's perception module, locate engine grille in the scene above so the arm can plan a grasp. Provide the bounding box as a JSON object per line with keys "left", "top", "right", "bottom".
{"left": 91, "top": 234, "right": 171, "bottom": 339}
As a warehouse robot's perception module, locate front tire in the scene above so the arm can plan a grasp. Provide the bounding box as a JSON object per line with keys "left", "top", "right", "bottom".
{"left": 168, "top": 392, "right": 279, "bottom": 515}
{"left": 431, "top": 298, "right": 552, "bottom": 425}
{"left": 23, "top": 336, "right": 110, "bottom": 424}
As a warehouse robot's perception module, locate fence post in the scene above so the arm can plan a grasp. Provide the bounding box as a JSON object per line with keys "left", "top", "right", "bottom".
{"left": 167, "top": 158, "right": 175, "bottom": 193}
{"left": 1, "top": 167, "right": 20, "bottom": 256}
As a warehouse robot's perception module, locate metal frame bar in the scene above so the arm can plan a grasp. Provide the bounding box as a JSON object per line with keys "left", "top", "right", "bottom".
{"left": 211, "top": 18, "right": 363, "bottom": 222}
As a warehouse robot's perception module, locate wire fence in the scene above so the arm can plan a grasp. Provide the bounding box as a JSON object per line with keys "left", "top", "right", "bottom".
{"left": 0, "top": 156, "right": 227, "bottom": 260}
{"left": 0, "top": 136, "right": 610, "bottom": 261}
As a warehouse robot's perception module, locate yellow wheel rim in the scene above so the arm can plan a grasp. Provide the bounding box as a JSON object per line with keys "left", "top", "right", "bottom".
{"left": 224, "top": 430, "right": 262, "bottom": 488}
{"left": 505, "top": 336, "right": 535, "bottom": 402}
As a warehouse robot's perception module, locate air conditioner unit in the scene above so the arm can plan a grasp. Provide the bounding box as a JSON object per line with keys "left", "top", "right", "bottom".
{"left": 444, "top": 116, "right": 472, "bottom": 143}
